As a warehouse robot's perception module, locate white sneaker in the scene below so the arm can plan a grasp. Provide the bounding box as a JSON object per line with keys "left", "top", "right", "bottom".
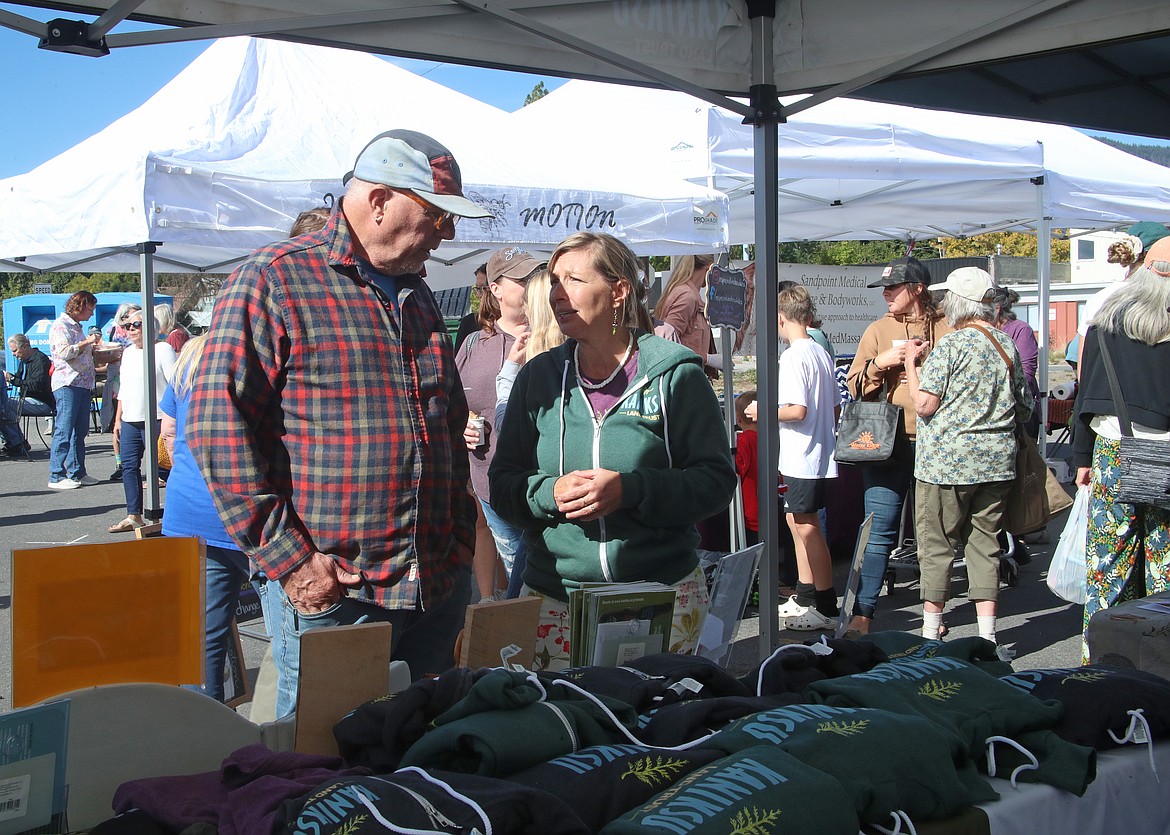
{"left": 43, "top": 424, "right": 54, "bottom": 436}
{"left": 77, "top": 475, "right": 100, "bottom": 486}
{"left": 48, "top": 478, "right": 81, "bottom": 490}
{"left": 777, "top": 595, "right": 809, "bottom": 618}
{"left": 785, "top": 607, "right": 835, "bottom": 631}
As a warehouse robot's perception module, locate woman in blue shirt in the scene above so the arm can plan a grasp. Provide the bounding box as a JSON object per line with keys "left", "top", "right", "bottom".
{"left": 161, "top": 334, "right": 250, "bottom": 702}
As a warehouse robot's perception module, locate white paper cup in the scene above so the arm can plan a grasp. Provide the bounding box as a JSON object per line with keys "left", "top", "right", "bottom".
{"left": 468, "top": 416, "right": 486, "bottom": 448}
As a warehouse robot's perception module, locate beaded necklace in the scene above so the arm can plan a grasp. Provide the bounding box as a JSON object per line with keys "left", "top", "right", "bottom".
{"left": 574, "top": 333, "right": 635, "bottom": 391}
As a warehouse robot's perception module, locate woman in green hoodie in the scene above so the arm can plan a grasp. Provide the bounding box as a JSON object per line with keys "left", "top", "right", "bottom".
{"left": 489, "top": 232, "right": 736, "bottom": 671}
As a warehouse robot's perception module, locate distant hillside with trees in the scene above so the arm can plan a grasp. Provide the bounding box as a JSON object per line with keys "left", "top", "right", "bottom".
{"left": 1094, "top": 138, "right": 1170, "bottom": 168}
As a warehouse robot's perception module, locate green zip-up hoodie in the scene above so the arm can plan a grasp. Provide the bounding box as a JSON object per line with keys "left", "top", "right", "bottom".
{"left": 489, "top": 331, "right": 736, "bottom": 601}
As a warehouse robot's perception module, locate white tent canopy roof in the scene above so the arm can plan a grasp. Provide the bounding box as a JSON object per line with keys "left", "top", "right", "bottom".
{"left": 513, "top": 79, "right": 1170, "bottom": 244}
{"left": 0, "top": 37, "right": 728, "bottom": 285}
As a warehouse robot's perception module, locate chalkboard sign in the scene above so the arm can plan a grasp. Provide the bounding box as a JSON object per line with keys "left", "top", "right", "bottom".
{"left": 235, "top": 579, "right": 263, "bottom": 624}
{"left": 704, "top": 265, "right": 748, "bottom": 330}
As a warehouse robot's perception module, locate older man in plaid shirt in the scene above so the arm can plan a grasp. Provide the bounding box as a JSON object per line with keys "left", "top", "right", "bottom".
{"left": 189, "top": 130, "right": 490, "bottom": 716}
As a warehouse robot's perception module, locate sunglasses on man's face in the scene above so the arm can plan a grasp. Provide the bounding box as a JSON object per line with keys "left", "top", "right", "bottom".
{"left": 399, "top": 189, "right": 458, "bottom": 233}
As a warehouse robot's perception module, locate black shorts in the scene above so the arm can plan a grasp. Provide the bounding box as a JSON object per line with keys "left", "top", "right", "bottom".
{"left": 782, "top": 476, "right": 829, "bottom": 514}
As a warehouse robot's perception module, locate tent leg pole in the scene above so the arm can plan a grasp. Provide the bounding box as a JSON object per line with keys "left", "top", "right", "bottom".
{"left": 748, "top": 8, "right": 782, "bottom": 660}
{"left": 138, "top": 243, "right": 162, "bottom": 521}
{"left": 1034, "top": 181, "right": 1051, "bottom": 461}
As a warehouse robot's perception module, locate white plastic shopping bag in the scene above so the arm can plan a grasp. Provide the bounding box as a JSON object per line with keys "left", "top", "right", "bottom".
{"left": 1047, "top": 485, "right": 1089, "bottom": 605}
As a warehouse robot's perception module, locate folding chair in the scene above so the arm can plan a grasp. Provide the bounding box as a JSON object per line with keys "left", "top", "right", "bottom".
{"left": 16, "top": 388, "right": 56, "bottom": 449}
{"left": 1047, "top": 393, "right": 1075, "bottom": 448}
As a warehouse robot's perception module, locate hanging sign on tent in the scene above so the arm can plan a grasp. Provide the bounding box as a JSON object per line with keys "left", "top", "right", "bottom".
{"left": 704, "top": 265, "right": 748, "bottom": 330}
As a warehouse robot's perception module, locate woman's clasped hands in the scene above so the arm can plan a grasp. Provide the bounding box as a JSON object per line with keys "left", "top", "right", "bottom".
{"left": 554, "top": 468, "right": 622, "bottom": 521}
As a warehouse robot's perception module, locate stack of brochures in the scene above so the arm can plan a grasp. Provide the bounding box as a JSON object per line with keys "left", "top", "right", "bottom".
{"left": 567, "top": 582, "right": 677, "bottom": 667}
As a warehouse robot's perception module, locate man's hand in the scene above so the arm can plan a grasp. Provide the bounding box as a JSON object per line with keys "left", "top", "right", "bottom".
{"left": 279, "top": 551, "right": 363, "bottom": 614}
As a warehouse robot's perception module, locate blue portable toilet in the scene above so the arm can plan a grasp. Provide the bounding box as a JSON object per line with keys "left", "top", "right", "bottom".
{"left": 4, "top": 292, "right": 172, "bottom": 375}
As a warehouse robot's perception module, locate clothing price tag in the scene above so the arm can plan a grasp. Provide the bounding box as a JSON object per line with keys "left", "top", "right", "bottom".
{"left": 808, "top": 638, "right": 834, "bottom": 656}
{"left": 667, "top": 677, "right": 704, "bottom": 697}
{"left": 0, "top": 775, "right": 29, "bottom": 823}
{"left": 499, "top": 643, "right": 525, "bottom": 671}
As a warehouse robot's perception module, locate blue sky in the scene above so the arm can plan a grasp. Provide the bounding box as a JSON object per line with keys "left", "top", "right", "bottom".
{"left": 1, "top": 3, "right": 1166, "bottom": 180}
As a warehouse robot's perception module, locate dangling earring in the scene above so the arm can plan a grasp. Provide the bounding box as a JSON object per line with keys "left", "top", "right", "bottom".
{"left": 612, "top": 307, "right": 620, "bottom": 336}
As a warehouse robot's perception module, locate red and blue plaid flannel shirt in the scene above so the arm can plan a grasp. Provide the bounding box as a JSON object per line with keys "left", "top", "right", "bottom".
{"left": 187, "top": 207, "right": 474, "bottom": 609}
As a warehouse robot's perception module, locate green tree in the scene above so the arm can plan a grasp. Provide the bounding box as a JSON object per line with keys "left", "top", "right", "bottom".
{"left": 524, "top": 81, "right": 550, "bottom": 106}
{"left": 938, "top": 231, "right": 1070, "bottom": 262}
{"left": 776, "top": 239, "right": 912, "bottom": 265}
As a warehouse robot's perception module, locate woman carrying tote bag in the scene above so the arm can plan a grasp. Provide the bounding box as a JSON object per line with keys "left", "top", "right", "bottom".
{"left": 843, "top": 256, "right": 951, "bottom": 634}
{"left": 1073, "top": 240, "right": 1170, "bottom": 663}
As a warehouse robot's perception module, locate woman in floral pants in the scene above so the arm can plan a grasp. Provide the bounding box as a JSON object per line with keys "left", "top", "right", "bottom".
{"left": 1073, "top": 244, "right": 1170, "bottom": 662}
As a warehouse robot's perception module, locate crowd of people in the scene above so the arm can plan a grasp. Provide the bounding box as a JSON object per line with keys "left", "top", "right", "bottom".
{"left": 11, "top": 127, "right": 1168, "bottom": 710}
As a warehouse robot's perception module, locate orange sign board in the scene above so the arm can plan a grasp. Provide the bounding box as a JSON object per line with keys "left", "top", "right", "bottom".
{"left": 11, "top": 537, "right": 205, "bottom": 707}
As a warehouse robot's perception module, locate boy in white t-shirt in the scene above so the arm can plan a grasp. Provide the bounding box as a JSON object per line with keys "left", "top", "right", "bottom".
{"left": 749, "top": 285, "right": 840, "bottom": 630}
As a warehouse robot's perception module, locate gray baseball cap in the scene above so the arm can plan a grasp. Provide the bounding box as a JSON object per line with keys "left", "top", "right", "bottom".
{"left": 344, "top": 129, "right": 490, "bottom": 219}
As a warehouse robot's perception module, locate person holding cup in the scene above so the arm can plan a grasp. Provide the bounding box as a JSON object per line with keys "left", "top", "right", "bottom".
{"left": 456, "top": 246, "right": 544, "bottom": 601}
{"left": 844, "top": 256, "right": 952, "bottom": 634}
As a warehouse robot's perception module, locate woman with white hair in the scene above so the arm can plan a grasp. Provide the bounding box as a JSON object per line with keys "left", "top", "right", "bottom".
{"left": 154, "top": 303, "right": 191, "bottom": 353}
{"left": 109, "top": 306, "right": 177, "bottom": 533}
{"left": 1073, "top": 239, "right": 1170, "bottom": 662}
{"left": 904, "top": 268, "right": 1033, "bottom": 645}
{"left": 100, "top": 303, "right": 135, "bottom": 474}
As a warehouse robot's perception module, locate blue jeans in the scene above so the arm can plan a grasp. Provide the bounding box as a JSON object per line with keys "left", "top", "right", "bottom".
{"left": 18, "top": 396, "right": 53, "bottom": 417}
{"left": 478, "top": 497, "right": 527, "bottom": 596}
{"left": 258, "top": 565, "right": 472, "bottom": 719}
{"left": 190, "top": 544, "right": 250, "bottom": 702}
{"left": 119, "top": 420, "right": 158, "bottom": 515}
{"left": 854, "top": 455, "right": 915, "bottom": 618}
{"left": 49, "top": 385, "right": 91, "bottom": 482}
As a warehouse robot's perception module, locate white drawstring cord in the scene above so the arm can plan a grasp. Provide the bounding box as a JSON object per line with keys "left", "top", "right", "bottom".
{"left": 355, "top": 768, "right": 491, "bottom": 835}
{"left": 985, "top": 736, "right": 1040, "bottom": 788}
{"left": 868, "top": 810, "right": 918, "bottom": 835}
{"left": 1108, "top": 708, "right": 1158, "bottom": 781}
{"left": 547, "top": 676, "right": 719, "bottom": 750}
{"left": 753, "top": 643, "right": 819, "bottom": 697}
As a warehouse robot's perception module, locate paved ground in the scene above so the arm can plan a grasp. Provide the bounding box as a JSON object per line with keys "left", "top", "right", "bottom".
{"left": 0, "top": 414, "right": 1084, "bottom": 716}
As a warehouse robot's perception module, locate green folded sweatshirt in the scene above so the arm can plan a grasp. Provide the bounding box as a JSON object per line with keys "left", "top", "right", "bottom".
{"left": 600, "top": 745, "right": 859, "bottom": 835}
{"left": 707, "top": 702, "right": 996, "bottom": 823}
{"left": 804, "top": 656, "right": 1064, "bottom": 765}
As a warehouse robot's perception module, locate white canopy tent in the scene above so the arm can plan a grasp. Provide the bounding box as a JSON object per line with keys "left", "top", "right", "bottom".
{"left": 0, "top": 37, "right": 729, "bottom": 287}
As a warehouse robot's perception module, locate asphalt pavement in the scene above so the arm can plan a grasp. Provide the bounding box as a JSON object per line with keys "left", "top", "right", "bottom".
{"left": 0, "top": 422, "right": 1084, "bottom": 716}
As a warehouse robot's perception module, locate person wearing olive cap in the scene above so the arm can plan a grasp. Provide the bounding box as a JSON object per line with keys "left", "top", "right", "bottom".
{"left": 188, "top": 130, "right": 491, "bottom": 715}
{"left": 843, "top": 256, "right": 952, "bottom": 635}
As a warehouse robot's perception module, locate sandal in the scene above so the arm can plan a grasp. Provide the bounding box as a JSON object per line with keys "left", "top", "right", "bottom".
{"left": 108, "top": 516, "right": 142, "bottom": 534}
